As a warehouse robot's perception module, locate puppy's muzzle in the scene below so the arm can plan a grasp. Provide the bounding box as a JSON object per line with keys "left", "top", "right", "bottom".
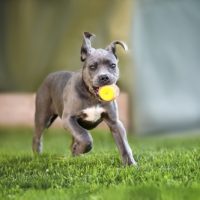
{"left": 98, "top": 74, "right": 111, "bottom": 85}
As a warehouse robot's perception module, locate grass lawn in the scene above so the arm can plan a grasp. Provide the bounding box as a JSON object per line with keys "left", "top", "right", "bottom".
{"left": 0, "top": 127, "right": 200, "bottom": 200}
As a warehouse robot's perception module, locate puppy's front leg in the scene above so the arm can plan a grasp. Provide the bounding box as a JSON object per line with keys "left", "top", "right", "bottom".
{"left": 105, "top": 118, "right": 137, "bottom": 166}
{"left": 63, "top": 115, "right": 93, "bottom": 155}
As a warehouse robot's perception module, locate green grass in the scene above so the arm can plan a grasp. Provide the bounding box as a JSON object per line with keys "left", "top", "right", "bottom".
{"left": 0, "top": 127, "right": 200, "bottom": 200}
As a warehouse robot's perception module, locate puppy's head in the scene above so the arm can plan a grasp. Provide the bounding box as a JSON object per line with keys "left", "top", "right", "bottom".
{"left": 81, "top": 32, "right": 128, "bottom": 96}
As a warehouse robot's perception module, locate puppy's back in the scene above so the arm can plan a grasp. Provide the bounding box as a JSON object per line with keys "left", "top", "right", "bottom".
{"left": 36, "top": 71, "right": 74, "bottom": 117}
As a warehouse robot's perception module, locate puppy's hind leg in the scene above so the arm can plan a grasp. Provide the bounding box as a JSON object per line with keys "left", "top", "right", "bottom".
{"left": 32, "top": 121, "right": 45, "bottom": 154}
{"left": 32, "top": 106, "right": 48, "bottom": 154}
{"left": 33, "top": 114, "right": 58, "bottom": 154}
{"left": 32, "top": 89, "right": 57, "bottom": 154}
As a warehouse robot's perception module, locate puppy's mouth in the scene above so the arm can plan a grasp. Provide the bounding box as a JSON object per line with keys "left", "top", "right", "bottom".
{"left": 92, "top": 86, "right": 100, "bottom": 95}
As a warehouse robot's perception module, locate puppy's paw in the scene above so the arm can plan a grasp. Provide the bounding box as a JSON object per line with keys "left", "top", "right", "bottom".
{"left": 71, "top": 141, "right": 80, "bottom": 156}
{"left": 71, "top": 140, "right": 93, "bottom": 156}
{"left": 123, "top": 156, "right": 137, "bottom": 166}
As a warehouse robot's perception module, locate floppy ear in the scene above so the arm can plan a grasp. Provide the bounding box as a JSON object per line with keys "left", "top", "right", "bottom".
{"left": 80, "top": 32, "right": 95, "bottom": 62}
{"left": 106, "top": 41, "right": 128, "bottom": 58}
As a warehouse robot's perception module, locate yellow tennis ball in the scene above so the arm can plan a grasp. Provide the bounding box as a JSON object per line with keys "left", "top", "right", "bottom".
{"left": 98, "top": 85, "right": 119, "bottom": 101}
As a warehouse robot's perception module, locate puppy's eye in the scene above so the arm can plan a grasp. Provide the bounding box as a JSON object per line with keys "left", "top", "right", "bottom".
{"left": 110, "top": 63, "right": 116, "bottom": 69}
{"left": 89, "top": 63, "right": 97, "bottom": 70}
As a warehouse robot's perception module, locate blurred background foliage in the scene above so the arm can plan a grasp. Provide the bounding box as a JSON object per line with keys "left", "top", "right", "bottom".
{"left": 0, "top": 0, "right": 133, "bottom": 92}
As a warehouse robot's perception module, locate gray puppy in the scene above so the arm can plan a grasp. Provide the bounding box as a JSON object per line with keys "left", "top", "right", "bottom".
{"left": 32, "top": 32, "right": 136, "bottom": 165}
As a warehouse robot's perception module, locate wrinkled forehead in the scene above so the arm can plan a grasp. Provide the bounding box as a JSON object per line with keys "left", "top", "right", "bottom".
{"left": 87, "top": 48, "right": 117, "bottom": 64}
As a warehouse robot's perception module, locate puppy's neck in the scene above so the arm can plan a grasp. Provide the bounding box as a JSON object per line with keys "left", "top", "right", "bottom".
{"left": 74, "top": 73, "right": 97, "bottom": 102}
{"left": 81, "top": 71, "right": 97, "bottom": 98}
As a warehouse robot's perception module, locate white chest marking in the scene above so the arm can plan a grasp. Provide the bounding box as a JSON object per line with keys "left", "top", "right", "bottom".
{"left": 82, "top": 106, "right": 105, "bottom": 122}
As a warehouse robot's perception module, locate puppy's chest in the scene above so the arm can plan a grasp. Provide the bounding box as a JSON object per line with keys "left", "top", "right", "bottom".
{"left": 81, "top": 105, "right": 105, "bottom": 122}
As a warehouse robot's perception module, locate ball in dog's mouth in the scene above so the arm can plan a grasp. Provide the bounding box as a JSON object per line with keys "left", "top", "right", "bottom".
{"left": 93, "top": 84, "right": 119, "bottom": 101}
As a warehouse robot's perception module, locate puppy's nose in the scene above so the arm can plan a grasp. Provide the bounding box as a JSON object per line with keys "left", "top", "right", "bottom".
{"left": 98, "top": 75, "right": 110, "bottom": 85}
